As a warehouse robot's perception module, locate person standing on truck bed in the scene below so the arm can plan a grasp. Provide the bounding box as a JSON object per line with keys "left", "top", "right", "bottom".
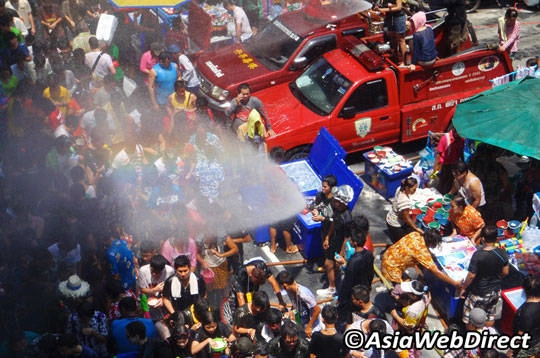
{"left": 225, "top": 82, "right": 274, "bottom": 138}
{"left": 374, "top": 0, "right": 407, "bottom": 66}
{"left": 223, "top": 0, "right": 253, "bottom": 43}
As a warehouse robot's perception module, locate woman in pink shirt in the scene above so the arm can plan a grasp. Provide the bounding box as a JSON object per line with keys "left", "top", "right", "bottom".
{"left": 498, "top": 8, "right": 520, "bottom": 58}
{"left": 160, "top": 226, "right": 198, "bottom": 271}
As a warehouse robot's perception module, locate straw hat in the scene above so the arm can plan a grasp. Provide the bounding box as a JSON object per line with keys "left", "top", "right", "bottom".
{"left": 59, "top": 275, "right": 90, "bottom": 298}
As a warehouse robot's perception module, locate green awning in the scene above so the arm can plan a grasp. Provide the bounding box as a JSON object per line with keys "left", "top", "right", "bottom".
{"left": 452, "top": 77, "right": 540, "bottom": 160}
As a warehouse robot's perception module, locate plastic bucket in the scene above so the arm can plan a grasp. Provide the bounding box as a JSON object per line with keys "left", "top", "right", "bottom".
{"left": 508, "top": 220, "right": 522, "bottom": 234}
{"left": 428, "top": 221, "right": 441, "bottom": 231}
{"left": 201, "top": 268, "right": 215, "bottom": 284}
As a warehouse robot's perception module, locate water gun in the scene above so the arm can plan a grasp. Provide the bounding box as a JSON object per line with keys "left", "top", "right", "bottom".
{"left": 140, "top": 294, "right": 151, "bottom": 319}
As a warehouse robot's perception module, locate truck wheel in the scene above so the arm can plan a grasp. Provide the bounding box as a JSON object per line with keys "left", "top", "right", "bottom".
{"left": 285, "top": 145, "right": 312, "bottom": 162}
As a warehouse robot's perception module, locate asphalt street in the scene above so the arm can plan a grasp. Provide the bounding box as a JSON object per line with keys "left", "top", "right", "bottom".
{"left": 241, "top": 6, "right": 540, "bottom": 355}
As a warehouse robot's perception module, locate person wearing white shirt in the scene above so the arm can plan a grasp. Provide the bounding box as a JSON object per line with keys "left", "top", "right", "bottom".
{"left": 223, "top": 0, "right": 253, "bottom": 42}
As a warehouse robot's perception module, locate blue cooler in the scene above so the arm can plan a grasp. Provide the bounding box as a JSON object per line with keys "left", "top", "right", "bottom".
{"left": 363, "top": 152, "right": 413, "bottom": 200}
{"left": 281, "top": 127, "right": 363, "bottom": 258}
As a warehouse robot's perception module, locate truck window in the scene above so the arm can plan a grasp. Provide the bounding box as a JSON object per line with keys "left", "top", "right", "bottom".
{"left": 291, "top": 35, "right": 337, "bottom": 71}
{"left": 343, "top": 79, "right": 388, "bottom": 115}
{"left": 290, "top": 57, "right": 352, "bottom": 116}
{"left": 245, "top": 19, "right": 305, "bottom": 71}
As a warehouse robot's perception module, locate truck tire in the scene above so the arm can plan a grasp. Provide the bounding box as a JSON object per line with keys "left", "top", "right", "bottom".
{"left": 285, "top": 145, "right": 312, "bottom": 162}
{"left": 465, "top": 0, "right": 482, "bottom": 12}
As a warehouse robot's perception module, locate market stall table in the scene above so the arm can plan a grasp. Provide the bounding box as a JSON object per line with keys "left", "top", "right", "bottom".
{"left": 362, "top": 147, "right": 413, "bottom": 199}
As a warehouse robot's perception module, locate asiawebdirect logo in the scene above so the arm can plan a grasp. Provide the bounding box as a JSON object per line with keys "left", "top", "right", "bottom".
{"left": 343, "top": 329, "right": 532, "bottom": 352}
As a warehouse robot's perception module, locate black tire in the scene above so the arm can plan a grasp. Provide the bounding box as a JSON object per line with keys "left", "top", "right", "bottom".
{"left": 284, "top": 145, "right": 312, "bottom": 162}
{"left": 465, "top": 0, "right": 482, "bottom": 12}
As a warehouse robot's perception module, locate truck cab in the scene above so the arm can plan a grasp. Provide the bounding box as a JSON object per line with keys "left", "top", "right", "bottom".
{"left": 194, "top": 0, "right": 371, "bottom": 113}
{"left": 256, "top": 35, "right": 513, "bottom": 159}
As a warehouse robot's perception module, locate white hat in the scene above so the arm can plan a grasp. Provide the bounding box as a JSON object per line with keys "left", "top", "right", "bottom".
{"left": 333, "top": 185, "right": 354, "bottom": 205}
{"left": 400, "top": 280, "right": 427, "bottom": 296}
{"left": 59, "top": 275, "right": 91, "bottom": 298}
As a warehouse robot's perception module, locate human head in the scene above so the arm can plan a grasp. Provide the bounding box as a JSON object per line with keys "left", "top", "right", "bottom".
{"left": 223, "top": 0, "right": 235, "bottom": 10}
{"left": 139, "top": 241, "right": 158, "bottom": 266}
{"left": 170, "top": 324, "right": 190, "bottom": 349}
{"left": 400, "top": 177, "right": 418, "bottom": 195}
{"left": 350, "top": 221, "right": 367, "bottom": 248}
{"left": 199, "top": 309, "right": 218, "bottom": 334}
{"left": 450, "top": 195, "right": 467, "bottom": 216}
{"left": 322, "top": 174, "right": 337, "bottom": 196}
{"left": 468, "top": 307, "right": 487, "bottom": 329}
{"left": 264, "top": 308, "right": 283, "bottom": 333}
{"left": 249, "top": 266, "right": 267, "bottom": 286}
{"left": 126, "top": 321, "right": 147, "bottom": 345}
{"left": 167, "top": 44, "right": 181, "bottom": 54}
{"left": 237, "top": 82, "right": 251, "bottom": 104}
{"left": 451, "top": 161, "right": 469, "bottom": 179}
{"left": 158, "top": 51, "right": 171, "bottom": 68}
{"left": 3, "top": 30, "right": 18, "bottom": 49}
{"left": 400, "top": 280, "right": 428, "bottom": 297}
{"left": 231, "top": 336, "right": 257, "bottom": 358}
{"left": 410, "top": 11, "right": 426, "bottom": 32}
{"left": 481, "top": 225, "right": 498, "bottom": 244}
{"left": 523, "top": 273, "right": 540, "bottom": 298}
{"left": 88, "top": 36, "right": 99, "bottom": 50}
{"left": 119, "top": 296, "right": 138, "bottom": 316}
{"left": 276, "top": 270, "right": 295, "bottom": 289}
{"left": 351, "top": 284, "right": 371, "bottom": 307}
{"left": 173, "top": 255, "right": 191, "bottom": 281}
{"left": 174, "top": 79, "right": 186, "bottom": 93}
{"left": 505, "top": 8, "right": 518, "bottom": 21}
{"left": 280, "top": 320, "right": 300, "bottom": 352}
{"left": 333, "top": 184, "right": 354, "bottom": 209}
{"left": 252, "top": 291, "right": 270, "bottom": 316}
{"left": 423, "top": 229, "right": 442, "bottom": 249}
{"left": 368, "top": 319, "right": 388, "bottom": 335}
{"left": 150, "top": 41, "right": 163, "bottom": 57}
{"left": 150, "top": 254, "right": 168, "bottom": 275}
{"left": 321, "top": 304, "right": 338, "bottom": 324}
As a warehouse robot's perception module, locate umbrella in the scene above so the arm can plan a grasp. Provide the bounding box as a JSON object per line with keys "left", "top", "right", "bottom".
{"left": 452, "top": 77, "right": 540, "bottom": 160}
{"left": 108, "top": 0, "right": 189, "bottom": 8}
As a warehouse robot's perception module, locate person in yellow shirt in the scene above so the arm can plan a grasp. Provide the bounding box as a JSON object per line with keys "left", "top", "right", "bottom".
{"left": 42, "top": 73, "right": 71, "bottom": 116}
{"left": 166, "top": 80, "right": 197, "bottom": 135}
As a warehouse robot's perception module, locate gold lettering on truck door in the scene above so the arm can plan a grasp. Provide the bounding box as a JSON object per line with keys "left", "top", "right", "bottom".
{"left": 355, "top": 117, "right": 372, "bottom": 138}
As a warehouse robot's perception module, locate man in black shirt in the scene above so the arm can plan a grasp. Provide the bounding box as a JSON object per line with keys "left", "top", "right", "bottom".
{"left": 162, "top": 255, "right": 206, "bottom": 315}
{"left": 460, "top": 226, "right": 509, "bottom": 330}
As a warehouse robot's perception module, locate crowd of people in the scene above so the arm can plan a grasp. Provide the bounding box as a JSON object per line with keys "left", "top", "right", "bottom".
{"left": 0, "top": 0, "right": 536, "bottom": 356}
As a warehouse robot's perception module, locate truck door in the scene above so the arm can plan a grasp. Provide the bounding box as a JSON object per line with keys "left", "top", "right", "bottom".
{"left": 333, "top": 77, "right": 401, "bottom": 152}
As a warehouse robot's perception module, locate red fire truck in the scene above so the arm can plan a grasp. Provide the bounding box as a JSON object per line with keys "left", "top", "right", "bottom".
{"left": 193, "top": 0, "right": 375, "bottom": 113}
{"left": 255, "top": 35, "right": 513, "bottom": 160}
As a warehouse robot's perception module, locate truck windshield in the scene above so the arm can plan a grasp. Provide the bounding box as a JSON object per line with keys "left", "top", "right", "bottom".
{"left": 289, "top": 57, "right": 352, "bottom": 116}
{"left": 245, "top": 19, "right": 304, "bottom": 71}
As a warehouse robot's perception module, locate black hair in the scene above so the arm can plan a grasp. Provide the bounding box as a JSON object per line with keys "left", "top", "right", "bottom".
{"left": 452, "top": 195, "right": 467, "bottom": 209}
{"left": 350, "top": 226, "right": 367, "bottom": 247}
{"left": 523, "top": 274, "right": 540, "bottom": 298}
{"left": 322, "top": 174, "right": 337, "bottom": 188}
{"left": 77, "top": 301, "right": 94, "bottom": 318}
{"left": 400, "top": 177, "right": 418, "bottom": 191}
{"left": 351, "top": 284, "right": 371, "bottom": 302}
{"left": 237, "top": 82, "right": 251, "bottom": 93}
{"left": 276, "top": 270, "right": 294, "bottom": 286}
{"left": 280, "top": 320, "right": 299, "bottom": 338}
{"left": 423, "top": 229, "right": 442, "bottom": 249}
{"left": 252, "top": 291, "right": 270, "bottom": 311}
{"left": 199, "top": 309, "right": 217, "bottom": 326}
{"left": 321, "top": 304, "right": 338, "bottom": 324}
{"left": 170, "top": 324, "right": 190, "bottom": 340}
{"left": 368, "top": 319, "right": 387, "bottom": 335}
{"left": 482, "top": 225, "right": 498, "bottom": 243}
{"left": 353, "top": 215, "right": 369, "bottom": 233}
{"left": 265, "top": 308, "right": 283, "bottom": 325}
{"left": 126, "top": 321, "right": 147, "bottom": 340}
{"left": 173, "top": 254, "right": 191, "bottom": 269}
{"left": 158, "top": 51, "right": 170, "bottom": 62}
{"left": 150, "top": 254, "right": 168, "bottom": 272}
{"left": 119, "top": 296, "right": 137, "bottom": 313}
{"left": 174, "top": 80, "right": 186, "bottom": 90}
{"left": 451, "top": 161, "right": 468, "bottom": 175}
{"left": 505, "top": 8, "right": 518, "bottom": 18}
{"left": 3, "top": 30, "right": 16, "bottom": 43}
{"left": 88, "top": 36, "right": 99, "bottom": 50}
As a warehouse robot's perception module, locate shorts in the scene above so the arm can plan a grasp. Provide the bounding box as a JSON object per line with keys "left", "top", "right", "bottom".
{"left": 323, "top": 237, "right": 345, "bottom": 260}
{"left": 384, "top": 13, "right": 407, "bottom": 34}
{"left": 462, "top": 290, "right": 500, "bottom": 324}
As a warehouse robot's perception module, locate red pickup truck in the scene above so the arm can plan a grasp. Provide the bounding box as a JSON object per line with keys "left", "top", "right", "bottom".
{"left": 255, "top": 35, "right": 513, "bottom": 160}
{"left": 193, "top": 0, "right": 373, "bottom": 113}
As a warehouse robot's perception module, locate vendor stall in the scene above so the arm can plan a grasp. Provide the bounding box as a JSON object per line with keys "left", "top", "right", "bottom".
{"left": 363, "top": 146, "right": 413, "bottom": 199}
